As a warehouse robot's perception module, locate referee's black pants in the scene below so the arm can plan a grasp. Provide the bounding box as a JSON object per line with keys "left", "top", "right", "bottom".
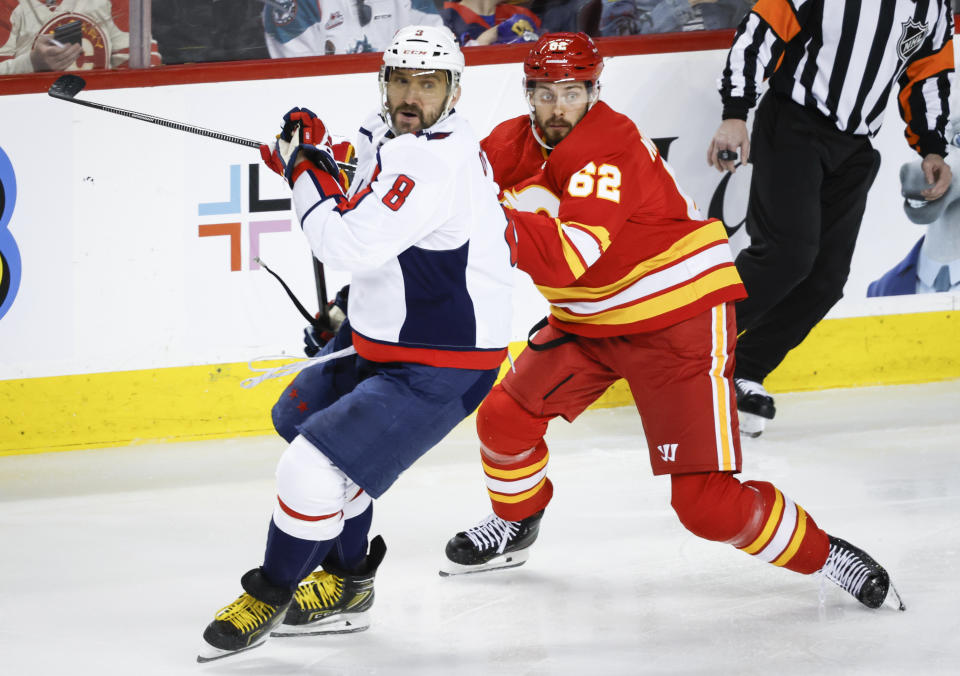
{"left": 734, "top": 92, "right": 881, "bottom": 384}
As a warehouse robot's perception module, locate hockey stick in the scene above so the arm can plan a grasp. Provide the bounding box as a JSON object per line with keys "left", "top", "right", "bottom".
{"left": 47, "top": 74, "right": 355, "bottom": 173}
{"left": 51, "top": 73, "right": 346, "bottom": 323}
{"left": 312, "top": 258, "right": 329, "bottom": 323}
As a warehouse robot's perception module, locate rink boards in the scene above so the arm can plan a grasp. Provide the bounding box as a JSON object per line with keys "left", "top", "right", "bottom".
{"left": 1, "top": 39, "right": 959, "bottom": 454}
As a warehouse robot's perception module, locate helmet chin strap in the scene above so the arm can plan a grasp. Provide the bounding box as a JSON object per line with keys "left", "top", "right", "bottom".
{"left": 530, "top": 121, "right": 554, "bottom": 151}
{"left": 525, "top": 80, "right": 601, "bottom": 152}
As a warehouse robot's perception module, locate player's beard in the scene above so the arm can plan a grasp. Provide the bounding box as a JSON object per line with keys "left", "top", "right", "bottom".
{"left": 538, "top": 115, "right": 575, "bottom": 146}
{"left": 390, "top": 104, "right": 439, "bottom": 134}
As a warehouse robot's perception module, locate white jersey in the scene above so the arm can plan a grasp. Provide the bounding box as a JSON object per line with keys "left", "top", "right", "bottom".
{"left": 291, "top": 110, "right": 513, "bottom": 370}
{"left": 0, "top": 0, "right": 159, "bottom": 75}
{"left": 263, "top": 0, "right": 442, "bottom": 58}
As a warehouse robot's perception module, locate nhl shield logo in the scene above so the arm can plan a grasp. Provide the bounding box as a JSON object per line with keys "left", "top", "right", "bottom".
{"left": 897, "top": 19, "right": 928, "bottom": 60}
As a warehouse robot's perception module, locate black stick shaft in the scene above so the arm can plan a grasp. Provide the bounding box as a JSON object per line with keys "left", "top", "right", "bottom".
{"left": 61, "top": 96, "right": 261, "bottom": 148}
{"left": 312, "top": 257, "right": 329, "bottom": 322}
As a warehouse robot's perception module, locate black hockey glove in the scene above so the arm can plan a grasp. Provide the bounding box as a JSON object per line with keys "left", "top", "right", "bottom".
{"left": 303, "top": 285, "right": 350, "bottom": 356}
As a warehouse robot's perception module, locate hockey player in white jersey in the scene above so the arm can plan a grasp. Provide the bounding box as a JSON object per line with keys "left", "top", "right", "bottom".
{"left": 263, "top": 0, "right": 443, "bottom": 57}
{"left": 198, "top": 24, "right": 513, "bottom": 662}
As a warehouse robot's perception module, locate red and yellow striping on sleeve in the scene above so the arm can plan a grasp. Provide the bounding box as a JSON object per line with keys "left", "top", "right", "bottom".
{"left": 538, "top": 220, "right": 744, "bottom": 332}
{"left": 555, "top": 219, "right": 611, "bottom": 279}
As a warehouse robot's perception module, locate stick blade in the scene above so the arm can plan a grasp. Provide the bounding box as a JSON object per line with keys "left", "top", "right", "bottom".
{"left": 48, "top": 74, "right": 87, "bottom": 100}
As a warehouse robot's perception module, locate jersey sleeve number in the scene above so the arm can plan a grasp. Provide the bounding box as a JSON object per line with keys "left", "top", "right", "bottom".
{"left": 383, "top": 175, "right": 415, "bottom": 211}
{"left": 567, "top": 162, "right": 622, "bottom": 203}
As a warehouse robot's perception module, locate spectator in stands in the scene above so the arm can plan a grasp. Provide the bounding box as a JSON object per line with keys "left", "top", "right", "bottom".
{"left": 1, "top": 0, "right": 160, "bottom": 75}
{"left": 599, "top": 0, "right": 752, "bottom": 37}
{"left": 264, "top": 0, "right": 442, "bottom": 58}
{"left": 441, "top": 1, "right": 540, "bottom": 46}
{"left": 152, "top": 0, "right": 268, "bottom": 64}
{"left": 528, "top": 0, "right": 601, "bottom": 35}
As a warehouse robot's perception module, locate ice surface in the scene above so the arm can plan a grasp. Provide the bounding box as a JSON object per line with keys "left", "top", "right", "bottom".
{"left": 1, "top": 381, "right": 959, "bottom": 675}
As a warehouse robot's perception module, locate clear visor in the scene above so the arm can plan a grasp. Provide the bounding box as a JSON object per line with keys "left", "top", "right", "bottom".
{"left": 525, "top": 80, "right": 597, "bottom": 106}
{"left": 379, "top": 66, "right": 460, "bottom": 134}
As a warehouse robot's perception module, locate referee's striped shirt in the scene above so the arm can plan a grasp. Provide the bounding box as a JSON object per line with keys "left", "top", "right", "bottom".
{"left": 719, "top": 0, "right": 955, "bottom": 156}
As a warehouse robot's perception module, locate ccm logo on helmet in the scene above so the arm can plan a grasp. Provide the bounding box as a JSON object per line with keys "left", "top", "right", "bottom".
{"left": 403, "top": 49, "right": 428, "bottom": 55}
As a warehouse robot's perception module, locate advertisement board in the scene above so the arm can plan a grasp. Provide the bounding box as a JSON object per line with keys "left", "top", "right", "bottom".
{"left": 1, "top": 40, "right": 957, "bottom": 451}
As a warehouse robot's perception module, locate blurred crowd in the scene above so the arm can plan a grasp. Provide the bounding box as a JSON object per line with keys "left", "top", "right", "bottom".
{"left": 2, "top": 1, "right": 755, "bottom": 73}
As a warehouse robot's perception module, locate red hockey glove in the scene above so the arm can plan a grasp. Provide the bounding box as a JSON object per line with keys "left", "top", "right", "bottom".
{"left": 260, "top": 143, "right": 285, "bottom": 176}
{"left": 331, "top": 139, "right": 357, "bottom": 190}
{"left": 262, "top": 107, "right": 341, "bottom": 187}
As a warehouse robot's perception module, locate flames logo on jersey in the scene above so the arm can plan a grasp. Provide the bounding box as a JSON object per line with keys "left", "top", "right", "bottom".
{"left": 35, "top": 13, "right": 111, "bottom": 70}
{"left": 0, "top": 146, "right": 21, "bottom": 322}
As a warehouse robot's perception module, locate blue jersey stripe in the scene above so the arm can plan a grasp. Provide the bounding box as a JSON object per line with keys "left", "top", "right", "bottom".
{"left": 397, "top": 243, "right": 477, "bottom": 347}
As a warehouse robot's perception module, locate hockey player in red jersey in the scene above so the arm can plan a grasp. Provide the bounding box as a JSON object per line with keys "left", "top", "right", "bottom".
{"left": 440, "top": 32, "right": 903, "bottom": 612}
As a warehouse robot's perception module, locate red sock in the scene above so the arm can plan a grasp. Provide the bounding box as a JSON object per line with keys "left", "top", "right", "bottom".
{"left": 671, "top": 472, "right": 829, "bottom": 574}
{"left": 476, "top": 385, "right": 554, "bottom": 521}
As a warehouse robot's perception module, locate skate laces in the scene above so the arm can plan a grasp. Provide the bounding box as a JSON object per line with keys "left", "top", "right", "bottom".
{"left": 215, "top": 594, "right": 277, "bottom": 632}
{"left": 735, "top": 378, "right": 770, "bottom": 398}
{"left": 293, "top": 571, "right": 343, "bottom": 610}
{"left": 820, "top": 542, "right": 872, "bottom": 597}
{"left": 464, "top": 513, "right": 520, "bottom": 554}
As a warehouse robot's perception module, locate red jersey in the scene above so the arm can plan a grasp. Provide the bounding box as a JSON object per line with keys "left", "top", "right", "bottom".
{"left": 481, "top": 103, "right": 746, "bottom": 337}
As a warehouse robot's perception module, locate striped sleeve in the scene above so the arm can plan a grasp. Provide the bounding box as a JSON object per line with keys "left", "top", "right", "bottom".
{"left": 501, "top": 148, "right": 636, "bottom": 288}
{"left": 897, "top": 0, "right": 954, "bottom": 157}
{"left": 294, "top": 138, "right": 451, "bottom": 272}
{"left": 718, "top": 0, "right": 809, "bottom": 119}
{"left": 503, "top": 207, "right": 604, "bottom": 288}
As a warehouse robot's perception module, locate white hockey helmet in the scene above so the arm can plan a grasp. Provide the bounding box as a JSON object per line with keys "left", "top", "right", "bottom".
{"left": 379, "top": 25, "right": 465, "bottom": 132}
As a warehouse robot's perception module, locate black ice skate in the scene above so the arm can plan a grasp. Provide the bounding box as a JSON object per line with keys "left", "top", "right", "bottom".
{"left": 819, "top": 535, "right": 905, "bottom": 611}
{"left": 735, "top": 378, "right": 776, "bottom": 438}
{"left": 272, "top": 535, "right": 387, "bottom": 637}
{"left": 197, "top": 568, "right": 293, "bottom": 663}
{"left": 440, "top": 510, "right": 544, "bottom": 576}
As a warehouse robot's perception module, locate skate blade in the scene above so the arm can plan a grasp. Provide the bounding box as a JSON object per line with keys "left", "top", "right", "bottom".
{"left": 738, "top": 411, "right": 767, "bottom": 438}
{"left": 438, "top": 549, "right": 530, "bottom": 577}
{"left": 884, "top": 581, "right": 906, "bottom": 612}
{"left": 196, "top": 639, "right": 265, "bottom": 663}
{"left": 271, "top": 612, "right": 370, "bottom": 637}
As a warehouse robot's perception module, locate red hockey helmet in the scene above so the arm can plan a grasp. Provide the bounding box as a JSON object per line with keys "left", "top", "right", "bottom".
{"left": 523, "top": 32, "right": 604, "bottom": 84}
{"left": 523, "top": 32, "right": 603, "bottom": 149}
